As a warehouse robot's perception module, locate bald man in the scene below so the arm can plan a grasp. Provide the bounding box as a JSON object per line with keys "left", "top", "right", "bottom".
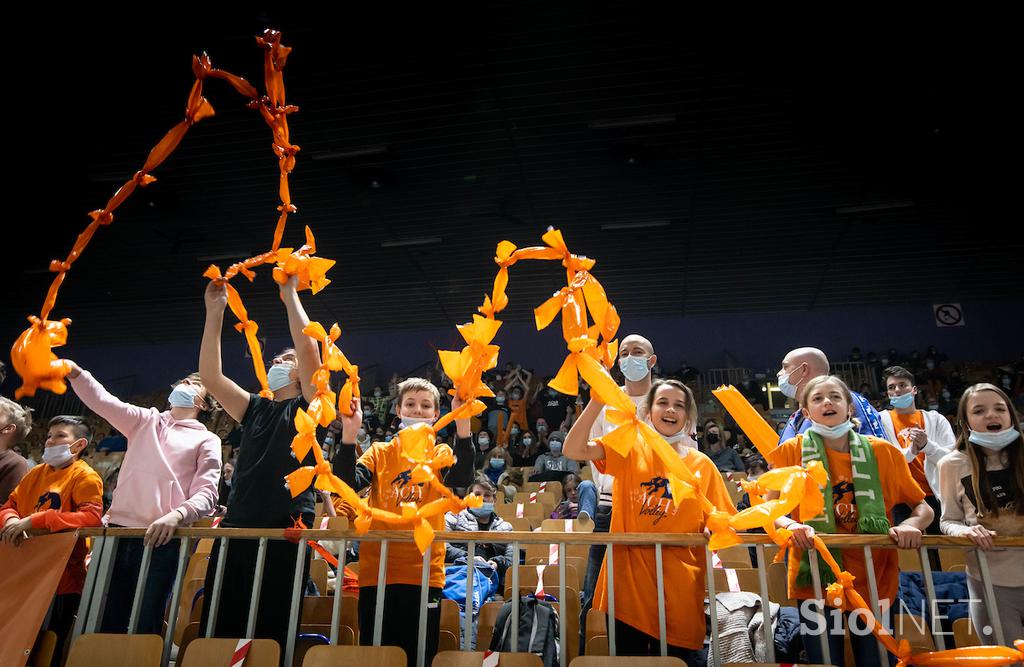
{"left": 776, "top": 346, "right": 884, "bottom": 442}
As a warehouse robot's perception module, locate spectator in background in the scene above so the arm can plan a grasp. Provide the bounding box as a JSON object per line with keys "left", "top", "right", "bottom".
{"left": 539, "top": 383, "right": 575, "bottom": 434}
{"left": 703, "top": 421, "right": 745, "bottom": 473}
{"left": 482, "top": 447, "right": 512, "bottom": 487}
{"left": 551, "top": 473, "right": 581, "bottom": 519}
{"left": 218, "top": 460, "right": 235, "bottom": 505}
{"left": 531, "top": 431, "right": 579, "bottom": 481}
{"left": 474, "top": 429, "right": 495, "bottom": 468}
{"left": 486, "top": 389, "right": 512, "bottom": 441}
{"left": 534, "top": 418, "right": 551, "bottom": 450}
{"left": 510, "top": 430, "right": 540, "bottom": 467}
{"left": 0, "top": 397, "right": 31, "bottom": 503}
{"left": 368, "top": 386, "right": 390, "bottom": 427}
{"left": 777, "top": 346, "right": 885, "bottom": 441}
{"left": 445, "top": 477, "right": 514, "bottom": 586}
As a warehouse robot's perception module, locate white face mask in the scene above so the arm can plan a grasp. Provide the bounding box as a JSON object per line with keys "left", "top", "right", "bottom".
{"left": 43, "top": 444, "right": 75, "bottom": 468}
{"left": 400, "top": 415, "right": 435, "bottom": 430}
{"left": 267, "top": 363, "right": 296, "bottom": 391}
{"left": 808, "top": 419, "right": 854, "bottom": 440}
{"left": 777, "top": 365, "right": 803, "bottom": 399}
{"left": 968, "top": 427, "right": 1021, "bottom": 451}
{"left": 168, "top": 384, "right": 201, "bottom": 409}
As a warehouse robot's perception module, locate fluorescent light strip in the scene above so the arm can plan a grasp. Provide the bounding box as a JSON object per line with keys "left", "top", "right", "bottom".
{"left": 600, "top": 220, "right": 671, "bottom": 230}
{"left": 312, "top": 145, "right": 389, "bottom": 160}
{"left": 835, "top": 200, "right": 914, "bottom": 215}
{"left": 588, "top": 114, "right": 677, "bottom": 129}
{"left": 380, "top": 237, "right": 442, "bottom": 248}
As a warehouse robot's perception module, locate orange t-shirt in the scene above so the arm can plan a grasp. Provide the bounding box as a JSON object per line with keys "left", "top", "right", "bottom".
{"left": 887, "top": 410, "right": 933, "bottom": 496}
{"left": 357, "top": 441, "right": 453, "bottom": 589}
{"left": 593, "top": 445, "right": 736, "bottom": 649}
{"left": 768, "top": 435, "right": 925, "bottom": 604}
{"left": 0, "top": 459, "right": 103, "bottom": 595}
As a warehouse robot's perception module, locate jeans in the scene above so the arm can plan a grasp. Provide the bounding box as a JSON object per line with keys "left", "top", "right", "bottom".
{"left": 100, "top": 535, "right": 182, "bottom": 634}
{"left": 577, "top": 480, "right": 598, "bottom": 519}
{"left": 579, "top": 503, "right": 612, "bottom": 655}
{"left": 799, "top": 599, "right": 895, "bottom": 667}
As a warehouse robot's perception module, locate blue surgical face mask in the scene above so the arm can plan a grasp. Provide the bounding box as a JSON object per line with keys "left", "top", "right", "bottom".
{"left": 168, "top": 384, "right": 201, "bottom": 409}
{"left": 267, "top": 363, "right": 296, "bottom": 391}
{"left": 43, "top": 444, "right": 75, "bottom": 468}
{"left": 808, "top": 419, "right": 854, "bottom": 440}
{"left": 489, "top": 458, "right": 505, "bottom": 470}
{"left": 619, "top": 355, "right": 650, "bottom": 383}
{"left": 522, "top": 437, "right": 533, "bottom": 446}
{"left": 469, "top": 503, "right": 494, "bottom": 519}
{"left": 968, "top": 427, "right": 1021, "bottom": 451}
{"left": 400, "top": 415, "right": 435, "bottom": 430}
{"left": 889, "top": 392, "right": 915, "bottom": 409}
{"left": 777, "top": 364, "right": 804, "bottom": 400}
{"left": 548, "top": 442, "right": 563, "bottom": 455}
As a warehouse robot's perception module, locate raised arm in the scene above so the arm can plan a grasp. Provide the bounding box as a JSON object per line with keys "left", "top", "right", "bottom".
{"left": 563, "top": 398, "right": 606, "bottom": 462}
{"left": 278, "top": 276, "right": 321, "bottom": 403}
{"left": 65, "top": 362, "right": 147, "bottom": 437}
{"left": 199, "top": 281, "right": 250, "bottom": 422}
{"left": 443, "top": 394, "right": 476, "bottom": 488}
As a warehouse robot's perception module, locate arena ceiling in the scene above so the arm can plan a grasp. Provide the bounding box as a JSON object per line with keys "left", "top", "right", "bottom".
{"left": 4, "top": 6, "right": 1017, "bottom": 348}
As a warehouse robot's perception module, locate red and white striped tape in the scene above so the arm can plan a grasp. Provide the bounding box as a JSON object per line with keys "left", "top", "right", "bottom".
{"left": 482, "top": 650, "right": 501, "bottom": 667}
{"left": 319, "top": 516, "right": 330, "bottom": 530}
{"left": 538, "top": 482, "right": 547, "bottom": 493}
{"left": 528, "top": 492, "right": 538, "bottom": 504}
{"left": 212, "top": 516, "right": 224, "bottom": 528}
{"left": 724, "top": 472, "right": 744, "bottom": 493}
{"left": 711, "top": 551, "right": 740, "bottom": 592}
{"left": 534, "top": 564, "right": 547, "bottom": 596}
{"left": 515, "top": 503, "right": 525, "bottom": 518}
{"left": 229, "top": 638, "right": 252, "bottom": 667}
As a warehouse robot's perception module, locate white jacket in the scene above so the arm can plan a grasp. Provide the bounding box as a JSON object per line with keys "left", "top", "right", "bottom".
{"left": 880, "top": 409, "right": 955, "bottom": 501}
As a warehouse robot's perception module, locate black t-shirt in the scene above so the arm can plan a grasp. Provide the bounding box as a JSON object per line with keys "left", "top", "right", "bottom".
{"left": 224, "top": 393, "right": 315, "bottom": 528}
{"left": 541, "top": 393, "right": 573, "bottom": 430}
{"left": 961, "top": 468, "right": 1019, "bottom": 514}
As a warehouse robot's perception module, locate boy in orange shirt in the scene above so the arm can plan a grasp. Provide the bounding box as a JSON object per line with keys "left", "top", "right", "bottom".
{"left": 766, "top": 375, "right": 932, "bottom": 667}
{"left": 334, "top": 377, "right": 475, "bottom": 667}
{"left": 0, "top": 415, "right": 103, "bottom": 659}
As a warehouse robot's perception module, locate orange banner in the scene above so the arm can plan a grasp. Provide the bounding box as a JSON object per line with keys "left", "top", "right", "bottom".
{"left": 0, "top": 532, "right": 77, "bottom": 667}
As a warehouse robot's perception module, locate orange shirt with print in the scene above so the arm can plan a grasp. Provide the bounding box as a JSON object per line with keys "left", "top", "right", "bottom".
{"left": 357, "top": 441, "right": 453, "bottom": 589}
{"left": 888, "top": 410, "right": 933, "bottom": 496}
{"left": 593, "top": 444, "right": 736, "bottom": 649}
{"left": 0, "top": 459, "right": 103, "bottom": 595}
{"left": 767, "top": 435, "right": 925, "bottom": 604}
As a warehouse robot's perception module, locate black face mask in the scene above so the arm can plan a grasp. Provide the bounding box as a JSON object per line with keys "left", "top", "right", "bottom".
{"left": 706, "top": 433, "right": 720, "bottom": 445}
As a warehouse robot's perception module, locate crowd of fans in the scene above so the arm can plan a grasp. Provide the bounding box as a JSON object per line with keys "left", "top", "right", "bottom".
{"left": 2, "top": 340, "right": 1022, "bottom": 666}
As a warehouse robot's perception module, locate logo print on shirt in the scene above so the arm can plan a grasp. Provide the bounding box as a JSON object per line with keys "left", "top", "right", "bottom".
{"left": 832, "top": 480, "right": 858, "bottom": 527}
{"left": 637, "top": 476, "right": 675, "bottom": 526}
{"left": 35, "top": 491, "right": 62, "bottom": 512}
{"left": 390, "top": 469, "right": 424, "bottom": 504}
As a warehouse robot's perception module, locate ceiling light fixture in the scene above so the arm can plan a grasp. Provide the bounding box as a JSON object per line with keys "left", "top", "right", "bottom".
{"left": 600, "top": 220, "right": 672, "bottom": 230}
{"left": 835, "top": 200, "right": 915, "bottom": 215}
{"left": 380, "top": 237, "right": 442, "bottom": 248}
{"left": 588, "top": 114, "right": 677, "bottom": 129}
{"left": 311, "top": 145, "right": 389, "bottom": 160}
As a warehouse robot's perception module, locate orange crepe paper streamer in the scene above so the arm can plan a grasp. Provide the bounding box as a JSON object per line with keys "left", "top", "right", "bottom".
{"left": 900, "top": 642, "right": 1024, "bottom": 667}
{"left": 11, "top": 30, "right": 305, "bottom": 399}
{"left": 712, "top": 385, "right": 782, "bottom": 457}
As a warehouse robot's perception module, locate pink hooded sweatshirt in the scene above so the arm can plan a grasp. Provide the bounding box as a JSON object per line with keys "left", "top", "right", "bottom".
{"left": 69, "top": 370, "right": 222, "bottom": 526}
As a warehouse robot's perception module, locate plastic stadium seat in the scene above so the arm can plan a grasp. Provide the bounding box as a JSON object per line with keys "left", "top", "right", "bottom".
{"left": 301, "top": 645, "right": 407, "bottom": 666}
{"left": 432, "top": 651, "right": 542, "bottom": 666}
{"left": 180, "top": 638, "right": 280, "bottom": 667}
{"left": 66, "top": 633, "right": 163, "bottom": 667}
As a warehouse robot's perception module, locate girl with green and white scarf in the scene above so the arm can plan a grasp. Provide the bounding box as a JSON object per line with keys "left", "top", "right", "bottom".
{"left": 766, "top": 375, "right": 933, "bottom": 667}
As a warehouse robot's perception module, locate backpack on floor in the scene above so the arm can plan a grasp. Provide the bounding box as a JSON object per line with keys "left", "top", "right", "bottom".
{"left": 489, "top": 595, "right": 559, "bottom": 667}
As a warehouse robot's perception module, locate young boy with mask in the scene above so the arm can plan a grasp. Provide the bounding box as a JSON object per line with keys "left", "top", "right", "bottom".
{"left": 334, "top": 377, "right": 475, "bottom": 667}
{"left": 880, "top": 365, "right": 954, "bottom": 531}
{"left": 62, "top": 361, "right": 222, "bottom": 634}
{"left": 198, "top": 276, "right": 321, "bottom": 651}
{"left": 0, "top": 415, "right": 102, "bottom": 658}
{"left": 445, "top": 476, "right": 514, "bottom": 587}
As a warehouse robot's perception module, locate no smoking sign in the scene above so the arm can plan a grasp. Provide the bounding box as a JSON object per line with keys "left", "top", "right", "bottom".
{"left": 933, "top": 303, "right": 965, "bottom": 327}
